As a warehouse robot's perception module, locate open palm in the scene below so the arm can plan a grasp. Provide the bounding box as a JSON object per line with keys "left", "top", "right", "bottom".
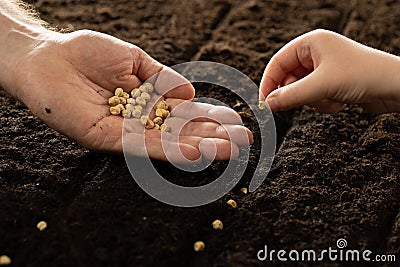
{"left": 15, "top": 30, "right": 252, "bottom": 162}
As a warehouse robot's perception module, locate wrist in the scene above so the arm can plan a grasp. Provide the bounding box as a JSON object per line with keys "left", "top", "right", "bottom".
{"left": 0, "top": 12, "right": 53, "bottom": 99}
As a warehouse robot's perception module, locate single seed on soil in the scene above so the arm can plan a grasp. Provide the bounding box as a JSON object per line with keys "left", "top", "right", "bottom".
{"left": 153, "top": 117, "right": 163, "bottom": 125}
{"left": 212, "top": 219, "right": 223, "bottom": 230}
{"left": 160, "top": 124, "right": 170, "bottom": 132}
{"left": 37, "top": 221, "right": 47, "bottom": 231}
{"left": 110, "top": 106, "right": 121, "bottom": 115}
{"left": 114, "top": 87, "right": 124, "bottom": 97}
{"left": 155, "top": 108, "right": 169, "bottom": 119}
{"left": 108, "top": 96, "right": 120, "bottom": 106}
{"left": 258, "top": 100, "right": 268, "bottom": 110}
{"left": 141, "top": 92, "right": 151, "bottom": 101}
{"left": 122, "top": 92, "right": 130, "bottom": 99}
{"left": 240, "top": 188, "right": 248, "bottom": 194}
{"left": 156, "top": 100, "right": 169, "bottom": 110}
{"left": 127, "top": 98, "right": 135, "bottom": 105}
{"left": 194, "top": 241, "right": 205, "bottom": 252}
{"left": 131, "top": 88, "right": 140, "bottom": 98}
{"left": 145, "top": 119, "right": 155, "bottom": 129}
{"left": 136, "top": 97, "right": 147, "bottom": 107}
{"left": 119, "top": 97, "right": 127, "bottom": 105}
{"left": 0, "top": 255, "right": 11, "bottom": 265}
{"left": 227, "top": 199, "right": 237, "bottom": 208}
{"left": 132, "top": 109, "right": 141, "bottom": 118}
{"left": 140, "top": 115, "right": 149, "bottom": 126}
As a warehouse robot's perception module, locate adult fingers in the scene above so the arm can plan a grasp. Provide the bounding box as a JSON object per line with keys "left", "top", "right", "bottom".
{"left": 164, "top": 117, "right": 253, "bottom": 145}
{"left": 166, "top": 98, "right": 243, "bottom": 124}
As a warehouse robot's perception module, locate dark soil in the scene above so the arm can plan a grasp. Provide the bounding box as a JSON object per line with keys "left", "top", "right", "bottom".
{"left": 1, "top": 0, "right": 400, "bottom": 266}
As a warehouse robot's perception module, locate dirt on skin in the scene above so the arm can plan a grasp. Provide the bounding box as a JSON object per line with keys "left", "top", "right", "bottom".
{"left": 0, "top": 0, "right": 399, "bottom": 266}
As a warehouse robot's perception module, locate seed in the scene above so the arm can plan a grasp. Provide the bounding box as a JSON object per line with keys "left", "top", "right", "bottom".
{"left": 116, "top": 104, "right": 125, "bottom": 111}
{"left": 119, "top": 97, "right": 127, "bottom": 105}
{"left": 154, "top": 124, "right": 160, "bottom": 130}
{"left": 131, "top": 88, "right": 140, "bottom": 98}
{"left": 153, "top": 117, "right": 163, "bottom": 125}
{"left": 131, "top": 109, "right": 141, "bottom": 118}
{"left": 122, "top": 92, "right": 130, "bottom": 99}
{"left": 140, "top": 115, "right": 149, "bottom": 126}
{"left": 145, "top": 119, "right": 155, "bottom": 129}
{"left": 0, "top": 255, "right": 11, "bottom": 265}
{"left": 160, "top": 124, "right": 170, "bottom": 132}
{"left": 155, "top": 108, "right": 169, "bottom": 119}
{"left": 110, "top": 106, "right": 121, "bottom": 115}
{"left": 127, "top": 98, "right": 135, "bottom": 105}
{"left": 37, "top": 221, "right": 47, "bottom": 231}
{"left": 240, "top": 188, "right": 248, "bottom": 194}
{"left": 122, "top": 110, "right": 129, "bottom": 118}
{"left": 125, "top": 104, "right": 134, "bottom": 112}
{"left": 227, "top": 199, "right": 237, "bottom": 208}
{"left": 156, "top": 100, "right": 169, "bottom": 110}
{"left": 134, "top": 105, "right": 143, "bottom": 111}
{"left": 258, "top": 100, "right": 268, "bottom": 110}
{"left": 136, "top": 97, "right": 147, "bottom": 107}
{"left": 141, "top": 92, "right": 151, "bottom": 102}
{"left": 108, "top": 96, "right": 120, "bottom": 106}
{"left": 194, "top": 241, "right": 205, "bottom": 252}
{"left": 114, "top": 87, "right": 124, "bottom": 97}
{"left": 144, "top": 82, "right": 154, "bottom": 93}
{"left": 212, "top": 219, "right": 223, "bottom": 230}
{"left": 139, "top": 82, "right": 154, "bottom": 93}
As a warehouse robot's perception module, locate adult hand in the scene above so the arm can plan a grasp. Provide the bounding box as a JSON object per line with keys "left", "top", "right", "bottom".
{"left": 259, "top": 29, "right": 400, "bottom": 113}
{"left": 3, "top": 29, "right": 253, "bottom": 163}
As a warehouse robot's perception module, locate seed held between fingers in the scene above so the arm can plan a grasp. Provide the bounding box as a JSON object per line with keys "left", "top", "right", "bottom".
{"left": 258, "top": 100, "right": 268, "bottom": 110}
{"left": 194, "top": 241, "right": 205, "bottom": 252}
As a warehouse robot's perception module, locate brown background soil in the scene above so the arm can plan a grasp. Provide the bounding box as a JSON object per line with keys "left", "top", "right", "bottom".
{"left": 1, "top": 0, "right": 400, "bottom": 266}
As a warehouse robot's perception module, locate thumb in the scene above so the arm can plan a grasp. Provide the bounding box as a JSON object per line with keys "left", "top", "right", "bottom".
{"left": 265, "top": 69, "right": 329, "bottom": 111}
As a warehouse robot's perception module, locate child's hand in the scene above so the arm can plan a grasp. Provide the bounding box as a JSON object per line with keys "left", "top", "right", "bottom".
{"left": 259, "top": 29, "right": 400, "bottom": 113}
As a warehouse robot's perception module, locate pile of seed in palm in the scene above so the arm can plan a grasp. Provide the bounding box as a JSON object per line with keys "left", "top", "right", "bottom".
{"left": 108, "top": 82, "right": 170, "bottom": 131}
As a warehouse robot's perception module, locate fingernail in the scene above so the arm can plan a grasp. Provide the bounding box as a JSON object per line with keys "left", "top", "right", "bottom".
{"left": 267, "top": 97, "right": 279, "bottom": 111}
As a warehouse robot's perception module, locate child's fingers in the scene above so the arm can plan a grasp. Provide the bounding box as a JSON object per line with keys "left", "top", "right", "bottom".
{"left": 259, "top": 32, "right": 315, "bottom": 100}
{"left": 265, "top": 68, "right": 329, "bottom": 112}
